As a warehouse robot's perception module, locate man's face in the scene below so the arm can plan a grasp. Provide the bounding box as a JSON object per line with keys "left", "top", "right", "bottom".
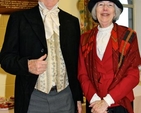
{"left": 39, "top": 0, "right": 59, "bottom": 9}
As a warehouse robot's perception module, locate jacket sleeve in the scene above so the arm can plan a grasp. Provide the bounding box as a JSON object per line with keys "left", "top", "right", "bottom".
{"left": 0, "top": 13, "right": 29, "bottom": 75}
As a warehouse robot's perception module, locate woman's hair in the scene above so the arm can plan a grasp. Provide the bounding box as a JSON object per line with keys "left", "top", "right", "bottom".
{"left": 91, "top": 3, "right": 122, "bottom": 23}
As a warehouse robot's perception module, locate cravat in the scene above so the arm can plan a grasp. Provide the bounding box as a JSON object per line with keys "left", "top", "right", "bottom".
{"left": 42, "top": 7, "right": 60, "bottom": 39}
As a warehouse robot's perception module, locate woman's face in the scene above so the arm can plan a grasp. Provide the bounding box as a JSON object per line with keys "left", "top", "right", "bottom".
{"left": 96, "top": 1, "right": 115, "bottom": 27}
{"left": 39, "top": 0, "right": 59, "bottom": 9}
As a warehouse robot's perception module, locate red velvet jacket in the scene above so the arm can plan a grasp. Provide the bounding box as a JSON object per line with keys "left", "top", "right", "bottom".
{"left": 78, "top": 23, "right": 141, "bottom": 113}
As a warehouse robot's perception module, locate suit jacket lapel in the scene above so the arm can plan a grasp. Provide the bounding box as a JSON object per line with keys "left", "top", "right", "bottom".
{"left": 24, "top": 5, "right": 47, "bottom": 48}
{"left": 58, "top": 9, "right": 67, "bottom": 47}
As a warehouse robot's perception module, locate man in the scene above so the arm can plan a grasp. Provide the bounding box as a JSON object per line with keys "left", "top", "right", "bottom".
{"left": 0, "top": 0, "right": 83, "bottom": 113}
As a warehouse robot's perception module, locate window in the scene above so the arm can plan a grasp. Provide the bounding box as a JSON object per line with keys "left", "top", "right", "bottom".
{"left": 116, "top": 0, "right": 133, "bottom": 28}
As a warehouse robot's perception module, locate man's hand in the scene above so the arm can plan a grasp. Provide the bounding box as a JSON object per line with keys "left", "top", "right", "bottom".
{"left": 77, "top": 101, "right": 82, "bottom": 113}
{"left": 28, "top": 54, "right": 47, "bottom": 75}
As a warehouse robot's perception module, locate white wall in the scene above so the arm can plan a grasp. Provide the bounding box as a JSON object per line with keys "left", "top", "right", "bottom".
{"left": 59, "top": 0, "right": 80, "bottom": 18}
{"left": 134, "top": 0, "right": 141, "bottom": 54}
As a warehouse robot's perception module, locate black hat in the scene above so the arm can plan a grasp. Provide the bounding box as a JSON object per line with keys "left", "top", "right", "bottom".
{"left": 88, "top": 0, "right": 123, "bottom": 13}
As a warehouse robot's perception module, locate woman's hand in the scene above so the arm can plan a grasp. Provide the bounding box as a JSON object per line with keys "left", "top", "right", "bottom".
{"left": 89, "top": 99, "right": 108, "bottom": 113}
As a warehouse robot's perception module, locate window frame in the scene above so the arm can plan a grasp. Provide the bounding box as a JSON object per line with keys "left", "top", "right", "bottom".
{"left": 117, "top": 0, "right": 134, "bottom": 29}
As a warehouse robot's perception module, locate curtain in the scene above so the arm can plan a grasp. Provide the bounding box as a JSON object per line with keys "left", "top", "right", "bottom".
{"left": 77, "top": 0, "right": 97, "bottom": 34}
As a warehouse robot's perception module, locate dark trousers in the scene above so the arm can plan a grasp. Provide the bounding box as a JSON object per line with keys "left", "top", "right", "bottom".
{"left": 86, "top": 100, "right": 132, "bottom": 113}
{"left": 107, "top": 106, "right": 128, "bottom": 113}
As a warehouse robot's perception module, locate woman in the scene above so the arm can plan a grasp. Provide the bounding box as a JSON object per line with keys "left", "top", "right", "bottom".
{"left": 78, "top": 0, "right": 141, "bottom": 113}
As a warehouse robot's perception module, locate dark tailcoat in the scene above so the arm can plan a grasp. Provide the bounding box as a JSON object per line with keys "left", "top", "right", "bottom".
{"left": 0, "top": 5, "right": 83, "bottom": 113}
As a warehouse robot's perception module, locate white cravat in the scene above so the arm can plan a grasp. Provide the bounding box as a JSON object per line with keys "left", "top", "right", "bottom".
{"left": 39, "top": 2, "right": 60, "bottom": 39}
